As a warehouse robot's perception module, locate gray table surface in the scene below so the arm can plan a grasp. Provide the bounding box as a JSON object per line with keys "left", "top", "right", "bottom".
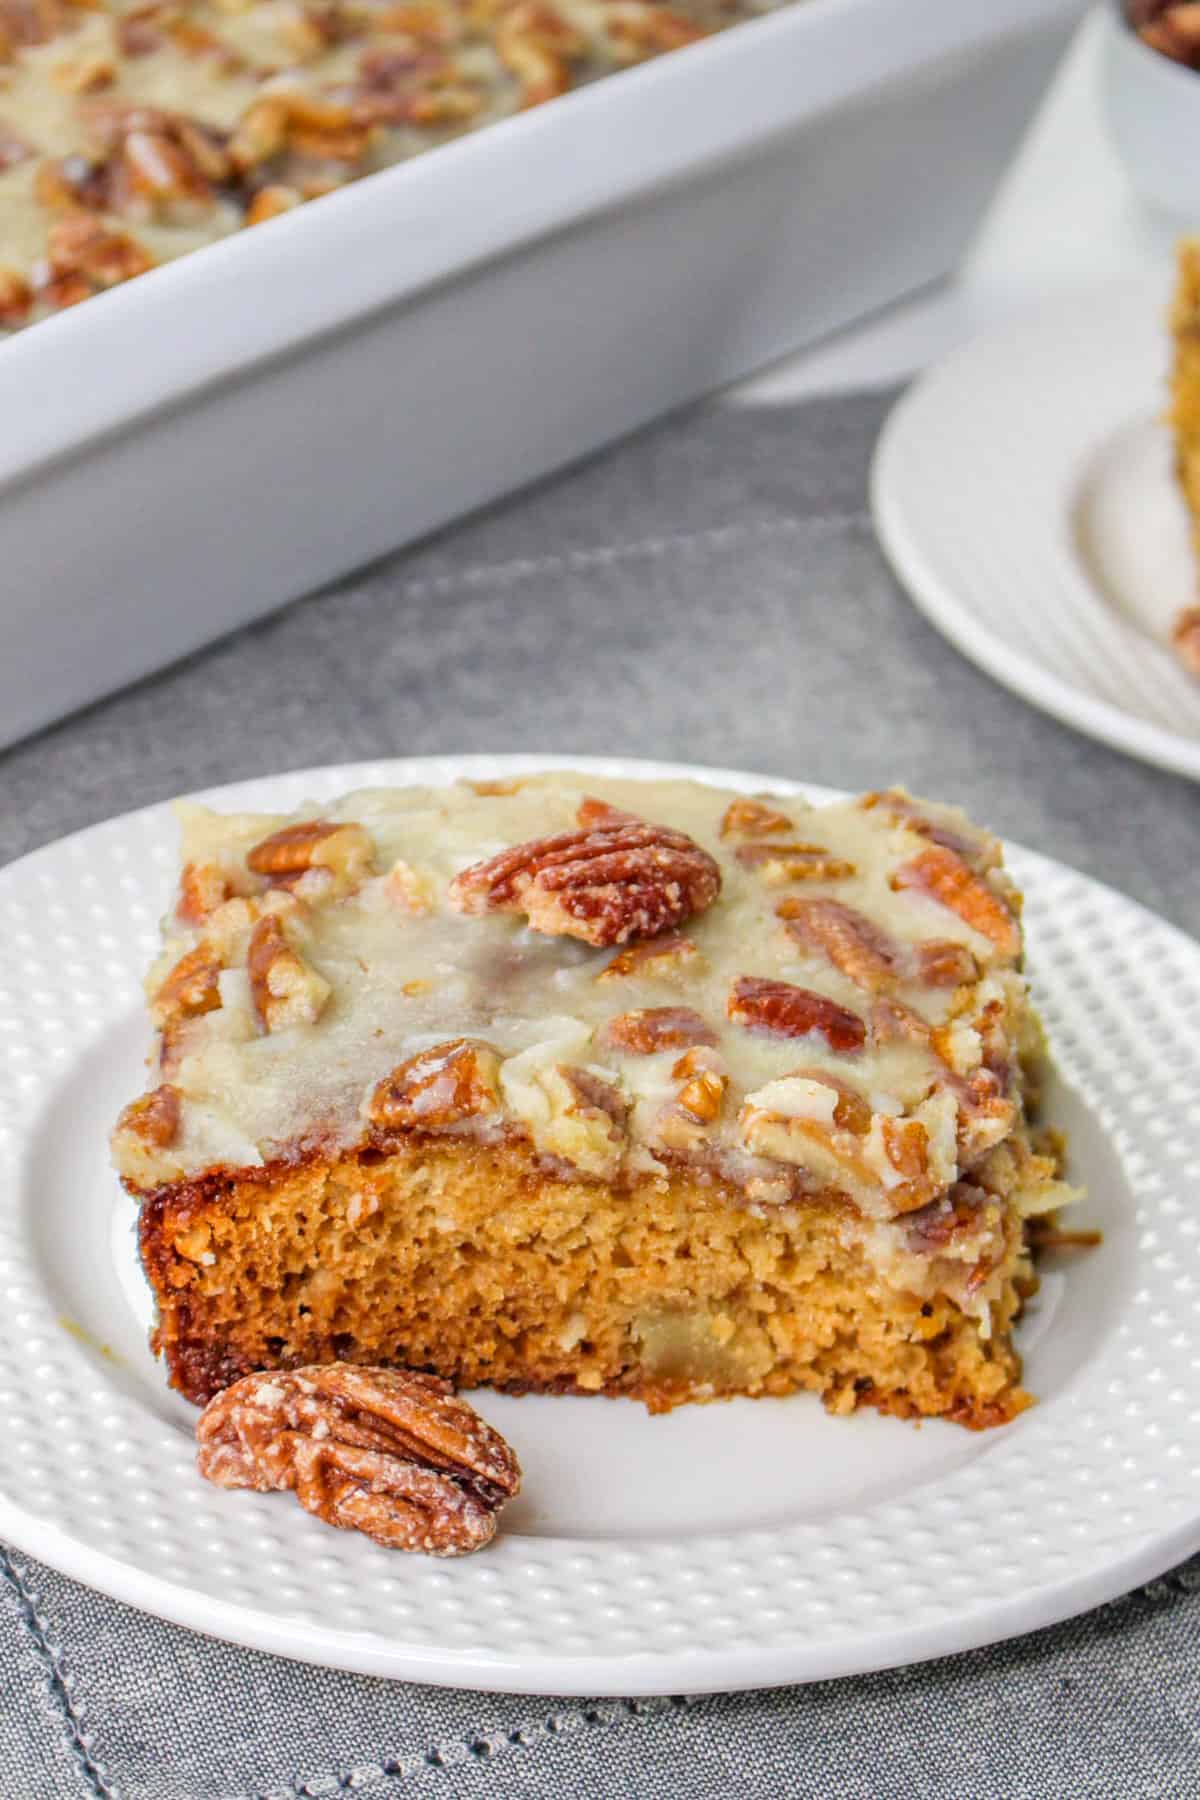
{"left": 1, "top": 389, "right": 1197, "bottom": 1799}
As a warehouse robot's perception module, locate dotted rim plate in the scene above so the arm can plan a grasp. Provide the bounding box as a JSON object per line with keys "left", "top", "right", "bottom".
{"left": 871, "top": 280, "right": 1200, "bottom": 784}
{"left": 1, "top": 754, "right": 1198, "bottom": 1696}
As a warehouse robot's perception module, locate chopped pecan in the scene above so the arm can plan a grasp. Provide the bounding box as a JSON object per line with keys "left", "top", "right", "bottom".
{"left": 449, "top": 815, "right": 720, "bottom": 948}
{"left": 891, "top": 846, "right": 1019, "bottom": 956}
{"left": 0, "top": 0, "right": 80, "bottom": 55}
{"left": 368, "top": 1038, "right": 501, "bottom": 1130}
{"left": 383, "top": 858, "right": 435, "bottom": 913}
{"left": 671, "top": 1047, "right": 726, "bottom": 1123}
{"left": 719, "top": 796, "right": 793, "bottom": 838}
{"left": 464, "top": 777, "right": 525, "bottom": 796}
{"left": 36, "top": 215, "right": 155, "bottom": 305}
{"left": 599, "top": 1006, "right": 716, "bottom": 1055}
{"left": 354, "top": 46, "right": 481, "bottom": 126}
{"left": 494, "top": 0, "right": 582, "bottom": 106}
{"left": 176, "top": 861, "right": 233, "bottom": 926}
{"left": 602, "top": 0, "right": 705, "bottom": 61}
{"left": 115, "top": 1082, "right": 181, "bottom": 1148}
{"left": 247, "top": 818, "right": 373, "bottom": 889}
{"left": 152, "top": 943, "right": 223, "bottom": 1024}
{"left": 246, "top": 914, "right": 331, "bottom": 1032}
{"left": 74, "top": 100, "right": 232, "bottom": 222}
{"left": 879, "top": 1115, "right": 928, "bottom": 1182}
{"left": 785, "top": 1066, "right": 871, "bottom": 1135}
{"left": 1172, "top": 606, "right": 1200, "bottom": 677}
{"left": 912, "top": 939, "right": 978, "bottom": 988}
{"left": 861, "top": 788, "right": 980, "bottom": 860}
{"left": 228, "top": 90, "right": 374, "bottom": 172}
{"left": 574, "top": 795, "right": 642, "bottom": 829}
{"left": 870, "top": 995, "right": 931, "bottom": 1048}
{"left": 0, "top": 266, "right": 32, "bottom": 328}
{"left": 196, "top": 1365, "right": 521, "bottom": 1556}
{"left": 49, "top": 51, "right": 113, "bottom": 90}
{"left": 727, "top": 976, "right": 865, "bottom": 1054}
{"left": 115, "top": 5, "right": 165, "bottom": 55}
{"left": 905, "top": 1183, "right": 988, "bottom": 1254}
{"left": 735, "top": 842, "right": 856, "bottom": 883}
{"left": 778, "top": 896, "right": 898, "bottom": 993}
{"left": 595, "top": 934, "right": 702, "bottom": 983}
{"left": 244, "top": 183, "right": 302, "bottom": 225}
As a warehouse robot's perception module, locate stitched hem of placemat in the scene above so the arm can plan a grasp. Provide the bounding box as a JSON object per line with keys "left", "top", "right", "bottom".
{"left": 389, "top": 515, "right": 866, "bottom": 604}
{"left": 1, "top": 1549, "right": 123, "bottom": 1800}
{"left": 252, "top": 1696, "right": 694, "bottom": 1800}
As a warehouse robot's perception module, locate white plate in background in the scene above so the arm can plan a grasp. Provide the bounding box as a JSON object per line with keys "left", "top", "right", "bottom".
{"left": 872, "top": 281, "right": 1200, "bottom": 781}
{"left": 1, "top": 754, "right": 1197, "bottom": 1694}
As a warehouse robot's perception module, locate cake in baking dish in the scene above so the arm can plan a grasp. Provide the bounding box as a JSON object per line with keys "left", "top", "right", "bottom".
{"left": 112, "top": 772, "right": 1076, "bottom": 1429}
{"left": 0, "top": 0, "right": 767, "bottom": 333}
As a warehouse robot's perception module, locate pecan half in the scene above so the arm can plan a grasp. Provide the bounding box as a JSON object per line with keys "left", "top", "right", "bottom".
{"left": 176, "top": 861, "right": 233, "bottom": 926}
{"left": 727, "top": 976, "right": 865, "bottom": 1054}
{"left": 449, "top": 815, "right": 720, "bottom": 948}
{"left": 778, "top": 896, "right": 899, "bottom": 993}
{"left": 891, "top": 846, "right": 1019, "bottom": 956}
{"left": 196, "top": 1365, "right": 521, "bottom": 1556}
{"left": 599, "top": 1006, "right": 716, "bottom": 1055}
{"left": 368, "top": 1038, "right": 501, "bottom": 1130}
{"left": 246, "top": 914, "right": 330, "bottom": 1032}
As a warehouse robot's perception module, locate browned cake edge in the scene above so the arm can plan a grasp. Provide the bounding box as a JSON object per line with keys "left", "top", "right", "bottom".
{"left": 134, "top": 1133, "right": 1038, "bottom": 1431}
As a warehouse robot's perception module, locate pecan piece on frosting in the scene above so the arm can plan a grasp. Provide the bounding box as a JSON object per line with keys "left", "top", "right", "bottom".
{"left": 735, "top": 842, "right": 856, "bottom": 883}
{"left": 778, "top": 896, "right": 899, "bottom": 993}
{"left": 449, "top": 811, "right": 720, "bottom": 948}
{"left": 114, "top": 1082, "right": 181, "bottom": 1148}
{"left": 595, "top": 933, "right": 703, "bottom": 983}
{"left": 727, "top": 976, "right": 865, "bottom": 1054}
{"left": 599, "top": 1006, "right": 716, "bottom": 1055}
{"left": 891, "top": 845, "right": 1019, "bottom": 956}
{"left": 196, "top": 1364, "right": 521, "bottom": 1556}
{"left": 247, "top": 818, "right": 373, "bottom": 885}
{"left": 368, "top": 1038, "right": 501, "bottom": 1130}
{"left": 0, "top": 266, "right": 31, "bottom": 328}
{"left": 246, "top": 914, "right": 330, "bottom": 1032}
{"left": 719, "top": 796, "right": 794, "bottom": 838}
{"left": 152, "top": 943, "right": 223, "bottom": 1024}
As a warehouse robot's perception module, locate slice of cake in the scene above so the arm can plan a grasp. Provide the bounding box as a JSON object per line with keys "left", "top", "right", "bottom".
{"left": 112, "top": 773, "right": 1075, "bottom": 1429}
{"left": 1168, "top": 240, "right": 1200, "bottom": 676}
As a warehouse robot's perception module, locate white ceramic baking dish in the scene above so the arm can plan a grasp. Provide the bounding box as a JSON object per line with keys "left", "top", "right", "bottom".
{"left": 0, "top": 0, "right": 1083, "bottom": 750}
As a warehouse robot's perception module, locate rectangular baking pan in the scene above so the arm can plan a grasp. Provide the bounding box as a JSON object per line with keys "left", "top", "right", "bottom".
{"left": 0, "top": 0, "right": 1083, "bottom": 750}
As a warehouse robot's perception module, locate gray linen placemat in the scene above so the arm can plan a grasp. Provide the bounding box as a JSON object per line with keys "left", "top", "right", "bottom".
{"left": 1, "top": 390, "right": 1198, "bottom": 1800}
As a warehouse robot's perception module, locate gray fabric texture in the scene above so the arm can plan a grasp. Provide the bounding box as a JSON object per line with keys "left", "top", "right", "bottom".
{"left": 1, "top": 388, "right": 1197, "bottom": 1799}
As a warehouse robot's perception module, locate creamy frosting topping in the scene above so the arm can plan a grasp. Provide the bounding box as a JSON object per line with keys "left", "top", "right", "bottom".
{"left": 112, "top": 773, "right": 1049, "bottom": 1221}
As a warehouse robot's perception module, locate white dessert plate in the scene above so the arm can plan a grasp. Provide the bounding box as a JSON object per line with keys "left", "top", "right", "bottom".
{"left": 1, "top": 753, "right": 1198, "bottom": 1696}
{"left": 871, "top": 280, "right": 1200, "bottom": 782}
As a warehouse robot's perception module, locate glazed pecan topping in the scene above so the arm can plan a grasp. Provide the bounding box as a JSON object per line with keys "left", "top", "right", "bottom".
{"left": 719, "top": 796, "right": 793, "bottom": 837}
{"left": 247, "top": 818, "right": 373, "bottom": 883}
{"left": 860, "top": 789, "right": 977, "bottom": 859}
{"left": 115, "top": 1082, "right": 181, "bottom": 1148}
{"left": 0, "top": 265, "right": 32, "bottom": 328}
{"left": 734, "top": 842, "right": 856, "bottom": 883}
{"left": 153, "top": 943, "right": 222, "bottom": 1023}
{"left": 912, "top": 939, "right": 978, "bottom": 988}
{"left": 64, "top": 100, "right": 232, "bottom": 222}
{"left": 891, "top": 846, "right": 1018, "bottom": 955}
{"left": 778, "top": 896, "right": 899, "bottom": 993}
{"left": 35, "top": 215, "right": 154, "bottom": 308}
{"left": 448, "top": 813, "right": 720, "bottom": 948}
{"left": 368, "top": 1038, "right": 501, "bottom": 1130}
{"left": 786, "top": 1066, "right": 872, "bottom": 1135}
{"left": 595, "top": 934, "right": 702, "bottom": 983}
{"left": 176, "top": 861, "right": 233, "bottom": 926}
{"left": 494, "top": 0, "right": 582, "bottom": 106}
{"left": 671, "top": 1047, "right": 726, "bottom": 1124}
{"left": 727, "top": 976, "right": 865, "bottom": 1054}
{"left": 905, "top": 1183, "right": 989, "bottom": 1254}
{"left": 879, "top": 1115, "right": 928, "bottom": 1182}
{"left": 246, "top": 914, "right": 330, "bottom": 1032}
{"left": 869, "top": 996, "right": 931, "bottom": 1048}
{"left": 196, "top": 1365, "right": 521, "bottom": 1556}
{"left": 599, "top": 1005, "right": 716, "bottom": 1055}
